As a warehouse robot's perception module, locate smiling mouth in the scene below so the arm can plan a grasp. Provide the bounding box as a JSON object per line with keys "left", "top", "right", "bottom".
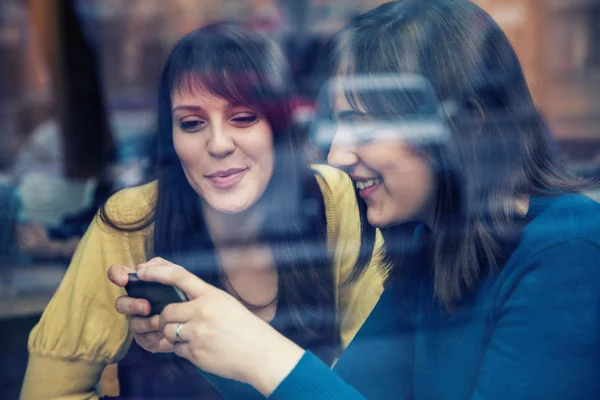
{"left": 206, "top": 168, "right": 248, "bottom": 189}
{"left": 355, "top": 178, "right": 383, "bottom": 190}
{"left": 354, "top": 177, "right": 383, "bottom": 198}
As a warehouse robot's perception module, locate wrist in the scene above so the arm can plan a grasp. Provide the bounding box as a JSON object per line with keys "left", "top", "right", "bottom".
{"left": 245, "top": 331, "right": 305, "bottom": 397}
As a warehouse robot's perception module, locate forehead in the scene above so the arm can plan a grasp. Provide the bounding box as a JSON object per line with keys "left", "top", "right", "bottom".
{"left": 333, "top": 91, "right": 356, "bottom": 113}
{"left": 171, "top": 88, "right": 229, "bottom": 109}
{"left": 169, "top": 72, "right": 252, "bottom": 111}
{"left": 328, "top": 74, "right": 437, "bottom": 112}
{"left": 329, "top": 78, "right": 363, "bottom": 114}
{"left": 171, "top": 85, "right": 241, "bottom": 111}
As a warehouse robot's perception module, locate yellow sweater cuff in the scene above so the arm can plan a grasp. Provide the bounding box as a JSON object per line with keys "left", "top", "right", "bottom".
{"left": 20, "top": 354, "right": 105, "bottom": 400}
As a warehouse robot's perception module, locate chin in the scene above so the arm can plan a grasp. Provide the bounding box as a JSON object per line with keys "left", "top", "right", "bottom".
{"left": 366, "top": 211, "right": 390, "bottom": 228}
{"left": 206, "top": 195, "right": 258, "bottom": 215}
{"left": 366, "top": 208, "right": 408, "bottom": 229}
{"left": 212, "top": 202, "right": 251, "bottom": 214}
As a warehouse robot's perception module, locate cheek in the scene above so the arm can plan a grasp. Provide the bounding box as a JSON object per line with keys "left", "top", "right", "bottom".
{"left": 385, "top": 157, "right": 435, "bottom": 210}
{"left": 257, "top": 149, "right": 275, "bottom": 188}
{"left": 173, "top": 133, "right": 186, "bottom": 160}
{"left": 247, "top": 128, "right": 275, "bottom": 175}
{"left": 173, "top": 134, "right": 203, "bottom": 169}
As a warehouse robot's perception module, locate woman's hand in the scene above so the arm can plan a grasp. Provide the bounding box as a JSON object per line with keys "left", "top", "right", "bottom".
{"left": 137, "top": 257, "right": 306, "bottom": 396}
{"left": 107, "top": 263, "right": 174, "bottom": 353}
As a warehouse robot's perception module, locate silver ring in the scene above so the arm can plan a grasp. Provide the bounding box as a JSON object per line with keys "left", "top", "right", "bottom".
{"left": 175, "top": 323, "right": 183, "bottom": 342}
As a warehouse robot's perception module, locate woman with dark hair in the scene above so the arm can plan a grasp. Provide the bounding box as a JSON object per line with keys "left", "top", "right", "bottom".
{"left": 20, "top": 22, "right": 385, "bottom": 399}
{"left": 132, "top": 1, "right": 599, "bottom": 399}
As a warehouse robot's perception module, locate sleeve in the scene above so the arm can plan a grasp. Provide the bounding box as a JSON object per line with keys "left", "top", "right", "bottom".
{"left": 197, "top": 353, "right": 367, "bottom": 400}
{"left": 269, "top": 352, "right": 366, "bottom": 400}
{"left": 313, "top": 164, "right": 386, "bottom": 348}
{"left": 271, "top": 285, "right": 415, "bottom": 400}
{"left": 197, "top": 353, "right": 369, "bottom": 400}
{"left": 20, "top": 185, "right": 153, "bottom": 400}
{"left": 471, "top": 238, "right": 600, "bottom": 399}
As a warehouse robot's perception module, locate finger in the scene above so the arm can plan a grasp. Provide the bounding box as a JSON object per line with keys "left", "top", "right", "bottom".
{"left": 173, "top": 341, "right": 194, "bottom": 361}
{"left": 136, "top": 256, "right": 172, "bottom": 269}
{"left": 155, "top": 338, "right": 176, "bottom": 353}
{"left": 135, "top": 332, "right": 175, "bottom": 353}
{"left": 137, "top": 263, "right": 211, "bottom": 300}
{"left": 159, "top": 301, "right": 196, "bottom": 326}
{"left": 129, "top": 314, "right": 159, "bottom": 334}
{"left": 115, "top": 295, "right": 151, "bottom": 316}
{"left": 162, "top": 322, "right": 188, "bottom": 345}
{"left": 107, "top": 264, "right": 137, "bottom": 287}
{"left": 135, "top": 331, "right": 163, "bottom": 349}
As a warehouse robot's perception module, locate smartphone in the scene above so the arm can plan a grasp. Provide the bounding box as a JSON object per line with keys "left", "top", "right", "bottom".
{"left": 124, "top": 273, "right": 188, "bottom": 315}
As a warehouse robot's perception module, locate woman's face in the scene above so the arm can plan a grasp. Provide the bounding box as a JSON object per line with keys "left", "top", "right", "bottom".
{"left": 171, "top": 89, "right": 275, "bottom": 214}
{"left": 327, "top": 90, "right": 437, "bottom": 228}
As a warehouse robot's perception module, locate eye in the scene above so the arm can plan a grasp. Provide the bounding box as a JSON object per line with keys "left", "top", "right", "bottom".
{"left": 179, "top": 118, "right": 206, "bottom": 133}
{"left": 353, "top": 129, "right": 376, "bottom": 145}
{"left": 341, "top": 121, "right": 377, "bottom": 144}
{"left": 231, "top": 113, "right": 259, "bottom": 127}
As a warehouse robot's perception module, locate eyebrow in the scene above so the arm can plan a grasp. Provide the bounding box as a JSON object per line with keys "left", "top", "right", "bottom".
{"left": 335, "top": 110, "right": 369, "bottom": 121}
{"left": 172, "top": 105, "right": 203, "bottom": 113}
{"left": 171, "top": 102, "right": 249, "bottom": 114}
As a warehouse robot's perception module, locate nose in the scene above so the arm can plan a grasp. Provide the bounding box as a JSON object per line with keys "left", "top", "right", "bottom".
{"left": 327, "top": 139, "right": 359, "bottom": 169}
{"left": 207, "top": 123, "right": 235, "bottom": 158}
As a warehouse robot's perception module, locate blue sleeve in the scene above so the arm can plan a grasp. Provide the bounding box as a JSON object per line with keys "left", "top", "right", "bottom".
{"left": 199, "top": 370, "right": 266, "bottom": 399}
{"left": 199, "top": 353, "right": 366, "bottom": 400}
{"left": 271, "top": 284, "right": 415, "bottom": 400}
{"left": 471, "top": 239, "right": 600, "bottom": 399}
{"left": 270, "top": 352, "right": 367, "bottom": 400}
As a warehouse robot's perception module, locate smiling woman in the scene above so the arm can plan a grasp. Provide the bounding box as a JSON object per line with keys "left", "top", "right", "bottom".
{"left": 20, "top": 22, "right": 386, "bottom": 400}
{"left": 171, "top": 91, "right": 275, "bottom": 214}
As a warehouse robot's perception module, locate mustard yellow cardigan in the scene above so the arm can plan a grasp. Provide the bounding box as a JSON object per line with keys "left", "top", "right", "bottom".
{"left": 20, "top": 164, "right": 385, "bottom": 399}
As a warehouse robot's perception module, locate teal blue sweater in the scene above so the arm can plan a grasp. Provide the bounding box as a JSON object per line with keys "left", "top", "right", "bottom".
{"left": 205, "top": 194, "right": 600, "bottom": 399}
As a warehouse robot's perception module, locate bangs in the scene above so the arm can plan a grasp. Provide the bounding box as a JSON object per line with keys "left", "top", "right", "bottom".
{"left": 322, "top": 11, "right": 440, "bottom": 119}
{"left": 171, "top": 69, "right": 263, "bottom": 109}
{"left": 311, "top": 73, "right": 447, "bottom": 151}
{"left": 165, "top": 25, "right": 290, "bottom": 113}
{"left": 341, "top": 75, "right": 439, "bottom": 119}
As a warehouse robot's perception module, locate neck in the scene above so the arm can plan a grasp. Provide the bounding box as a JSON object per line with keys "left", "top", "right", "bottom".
{"left": 202, "top": 201, "right": 278, "bottom": 318}
{"left": 202, "top": 202, "right": 266, "bottom": 246}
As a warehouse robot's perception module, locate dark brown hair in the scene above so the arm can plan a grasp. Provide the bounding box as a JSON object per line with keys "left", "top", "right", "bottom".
{"left": 100, "top": 21, "right": 339, "bottom": 361}
{"left": 319, "top": 0, "right": 590, "bottom": 309}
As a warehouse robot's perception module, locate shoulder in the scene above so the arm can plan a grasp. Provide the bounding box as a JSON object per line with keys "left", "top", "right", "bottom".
{"left": 310, "top": 164, "right": 356, "bottom": 211}
{"left": 311, "top": 163, "right": 353, "bottom": 188}
{"left": 309, "top": 164, "right": 358, "bottom": 238}
{"left": 495, "top": 194, "right": 600, "bottom": 302}
{"left": 102, "top": 181, "right": 157, "bottom": 226}
{"left": 520, "top": 193, "right": 600, "bottom": 255}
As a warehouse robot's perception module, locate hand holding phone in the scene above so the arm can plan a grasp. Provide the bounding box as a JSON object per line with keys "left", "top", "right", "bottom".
{"left": 124, "top": 273, "right": 188, "bottom": 315}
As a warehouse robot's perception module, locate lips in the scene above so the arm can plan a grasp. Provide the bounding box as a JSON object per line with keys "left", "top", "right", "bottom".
{"left": 352, "top": 176, "right": 383, "bottom": 198}
{"left": 206, "top": 168, "right": 248, "bottom": 189}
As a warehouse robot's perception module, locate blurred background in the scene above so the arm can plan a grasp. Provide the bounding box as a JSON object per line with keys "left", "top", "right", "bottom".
{"left": 0, "top": 0, "right": 599, "bottom": 398}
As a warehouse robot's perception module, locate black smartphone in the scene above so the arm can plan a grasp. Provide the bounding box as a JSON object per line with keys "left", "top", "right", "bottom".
{"left": 124, "top": 273, "right": 188, "bottom": 315}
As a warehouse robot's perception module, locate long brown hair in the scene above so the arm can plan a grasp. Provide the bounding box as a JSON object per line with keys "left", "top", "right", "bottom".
{"left": 100, "top": 22, "right": 339, "bottom": 361}
{"left": 318, "top": 0, "right": 590, "bottom": 309}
